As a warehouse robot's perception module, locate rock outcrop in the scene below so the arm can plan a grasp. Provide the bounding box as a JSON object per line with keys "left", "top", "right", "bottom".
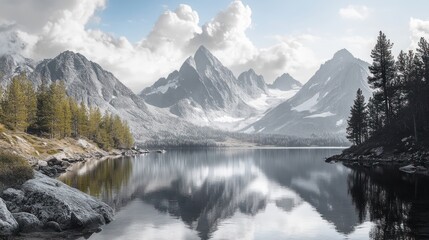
{"left": 0, "top": 172, "right": 114, "bottom": 237}
{"left": 20, "top": 172, "right": 114, "bottom": 229}
{"left": 0, "top": 198, "right": 18, "bottom": 236}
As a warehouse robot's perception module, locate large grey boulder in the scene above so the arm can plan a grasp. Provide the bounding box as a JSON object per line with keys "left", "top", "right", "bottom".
{"left": 12, "top": 212, "right": 42, "bottom": 233}
{"left": 2, "top": 188, "right": 24, "bottom": 213}
{"left": 20, "top": 172, "right": 114, "bottom": 230}
{"left": 0, "top": 198, "right": 18, "bottom": 236}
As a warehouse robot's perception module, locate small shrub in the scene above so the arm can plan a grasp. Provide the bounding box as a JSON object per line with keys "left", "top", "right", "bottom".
{"left": 0, "top": 151, "right": 34, "bottom": 186}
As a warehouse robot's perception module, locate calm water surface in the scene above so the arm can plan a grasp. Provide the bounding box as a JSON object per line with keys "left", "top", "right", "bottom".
{"left": 59, "top": 148, "right": 429, "bottom": 240}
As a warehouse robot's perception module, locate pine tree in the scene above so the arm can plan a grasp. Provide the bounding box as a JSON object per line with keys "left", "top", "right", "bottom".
{"left": 1, "top": 74, "right": 28, "bottom": 131}
{"left": 78, "top": 102, "right": 89, "bottom": 137}
{"left": 22, "top": 78, "right": 37, "bottom": 131}
{"left": 69, "top": 97, "right": 80, "bottom": 137}
{"left": 35, "top": 82, "right": 51, "bottom": 134}
{"left": 122, "top": 121, "right": 134, "bottom": 148}
{"left": 368, "top": 31, "right": 396, "bottom": 125}
{"left": 88, "top": 106, "right": 102, "bottom": 142}
{"left": 45, "top": 81, "right": 69, "bottom": 138}
{"left": 367, "top": 96, "right": 384, "bottom": 136}
{"left": 415, "top": 37, "right": 429, "bottom": 132}
{"left": 347, "top": 89, "right": 368, "bottom": 145}
{"left": 60, "top": 98, "right": 72, "bottom": 138}
{"left": 112, "top": 115, "right": 124, "bottom": 148}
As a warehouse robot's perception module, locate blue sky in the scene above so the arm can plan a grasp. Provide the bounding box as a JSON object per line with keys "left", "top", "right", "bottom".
{"left": 95, "top": 0, "right": 429, "bottom": 51}
{"left": 1, "top": 0, "right": 429, "bottom": 90}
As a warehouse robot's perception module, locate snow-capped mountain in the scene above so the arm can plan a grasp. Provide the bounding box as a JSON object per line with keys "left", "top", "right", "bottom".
{"left": 0, "top": 51, "right": 214, "bottom": 142}
{"left": 31, "top": 51, "right": 148, "bottom": 111}
{"left": 268, "top": 73, "right": 302, "bottom": 91}
{"left": 140, "top": 46, "right": 285, "bottom": 130}
{"left": 243, "top": 49, "right": 372, "bottom": 138}
{"left": 0, "top": 53, "right": 36, "bottom": 86}
{"left": 237, "top": 69, "right": 268, "bottom": 98}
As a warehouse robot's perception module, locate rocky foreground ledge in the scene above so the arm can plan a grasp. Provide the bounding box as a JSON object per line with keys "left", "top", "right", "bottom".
{"left": 326, "top": 137, "right": 429, "bottom": 174}
{"left": 0, "top": 171, "right": 114, "bottom": 239}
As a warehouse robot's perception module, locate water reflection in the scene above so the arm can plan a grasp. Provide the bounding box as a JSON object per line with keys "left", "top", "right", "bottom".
{"left": 346, "top": 165, "right": 429, "bottom": 239}
{"left": 59, "top": 149, "right": 429, "bottom": 240}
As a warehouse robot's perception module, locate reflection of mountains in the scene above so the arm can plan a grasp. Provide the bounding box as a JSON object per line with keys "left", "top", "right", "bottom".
{"left": 128, "top": 149, "right": 359, "bottom": 237}
{"left": 131, "top": 150, "right": 302, "bottom": 240}
{"left": 255, "top": 149, "right": 360, "bottom": 234}
{"left": 61, "top": 149, "right": 361, "bottom": 238}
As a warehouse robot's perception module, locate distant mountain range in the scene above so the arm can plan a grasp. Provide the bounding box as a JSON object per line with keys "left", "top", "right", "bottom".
{"left": 243, "top": 49, "right": 372, "bottom": 138}
{"left": 140, "top": 46, "right": 300, "bottom": 130}
{"left": 0, "top": 45, "right": 371, "bottom": 144}
{"left": 0, "top": 51, "right": 212, "bottom": 142}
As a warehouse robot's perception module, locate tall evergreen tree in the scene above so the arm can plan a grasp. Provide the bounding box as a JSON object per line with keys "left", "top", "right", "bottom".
{"left": 368, "top": 31, "right": 396, "bottom": 124}
{"left": 22, "top": 78, "right": 37, "bottom": 131}
{"left": 415, "top": 37, "right": 429, "bottom": 130}
{"left": 35, "top": 81, "right": 51, "bottom": 134}
{"left": 78, "top": 102, "right": 89, "bottom": 137}
{"left": 347, "top": 89, "right": 368, "bottom": 145}
{"left": 69, "top": 97, "right": 80, "bottom": 137}
{"left": 1, "top": 74, "right": 28, "bottom": 131}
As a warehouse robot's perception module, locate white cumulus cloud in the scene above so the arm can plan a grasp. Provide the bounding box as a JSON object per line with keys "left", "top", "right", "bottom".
{"left": 409, "top": 18, "right": 429, "bottom": 48}
{"left": 339, "top": 5, "right": 371, "bottom": 21}
{"left": 0, "top": 0, "right": 318, "bottom": 91}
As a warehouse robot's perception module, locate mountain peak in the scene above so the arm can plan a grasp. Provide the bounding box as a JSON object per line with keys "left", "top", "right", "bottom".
{"left": 194, "top": 45, "right": 223, "bottom": 69}
{"left": 269, "top": 73, "right": 301, "bottom": 91}
{"left": 333, "top": 49, "right": 354, "bottom": 60}
{"left": 196, "top": 45, "right": 210, "bottom": 55}
{"left": 247, "top": 68, "right": 257, "bottom": 75}
{"left": 56, "top": 50, "right": 86, "bottom": 60}
{"left": 195, "top": 45, "right": 215, "bottom": 60}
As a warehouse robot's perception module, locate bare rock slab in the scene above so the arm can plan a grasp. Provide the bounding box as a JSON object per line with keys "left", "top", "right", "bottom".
{"left": 20, "top": 172, "right": 114, "bottom": 230}
{"left": 0, "top": 198, "right": 18, "bottom": 236}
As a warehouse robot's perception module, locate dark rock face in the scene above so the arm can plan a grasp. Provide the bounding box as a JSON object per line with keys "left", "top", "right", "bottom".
{"left": 0, "top": 54, "right": 36, "bottom": 87}
{"left": 2, "top": 188, "right": 24, "bottom": 213}
{"left": 12, "top": 212, "right": 42, "bottom": 233}
{"left": 0, "top": 198, "right": 18, "bottom": 236}
{"left": 0, "top": 171, "right": 114, "bottom": 237}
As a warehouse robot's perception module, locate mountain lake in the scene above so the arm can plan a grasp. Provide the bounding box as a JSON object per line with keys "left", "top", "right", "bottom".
{"left": 59, "top": 148, "right": 429, "bottom": 240}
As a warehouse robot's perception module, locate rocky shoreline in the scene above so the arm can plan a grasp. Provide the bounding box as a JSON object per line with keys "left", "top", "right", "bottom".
{"left": 326, "top": 137, "right": 429, "bottom": 174}
{"left": 0, "top": 172, "right": 115, "bottom": 239}
{"left": 0, "top": 139, "right": 148, "bottom": 239}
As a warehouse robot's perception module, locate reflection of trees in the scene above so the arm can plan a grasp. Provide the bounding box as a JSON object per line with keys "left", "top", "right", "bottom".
{"left": 60, "top": 157, "right": 132, "bottom": 207}
{"left": 347, "top": 165, "right": 429, "bottom": 240}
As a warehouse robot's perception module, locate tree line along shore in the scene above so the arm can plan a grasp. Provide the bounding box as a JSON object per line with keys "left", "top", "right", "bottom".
{"left": 328, "top": 32, "right": 429, "bottom": 167}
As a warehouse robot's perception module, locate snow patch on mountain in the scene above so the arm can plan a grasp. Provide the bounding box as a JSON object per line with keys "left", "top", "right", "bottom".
{"left": 141, "top": 46, "right": 300, "bottom": 131}
{"left": 336, "top": 119, "right": 345, "bottom": 127}
{"left": 304, "top": 112, "right": 335, "bottom": 118}
{"left": 292, "top": 93, "right": 320, "bottom": 112}
{"left": 243, "top": 48, "right": 372, "bottom": 138}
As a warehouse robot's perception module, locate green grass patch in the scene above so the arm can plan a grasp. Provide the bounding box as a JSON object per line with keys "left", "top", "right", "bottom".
{"left": 0, "top": 151, "right": 34, "bottom": 186}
